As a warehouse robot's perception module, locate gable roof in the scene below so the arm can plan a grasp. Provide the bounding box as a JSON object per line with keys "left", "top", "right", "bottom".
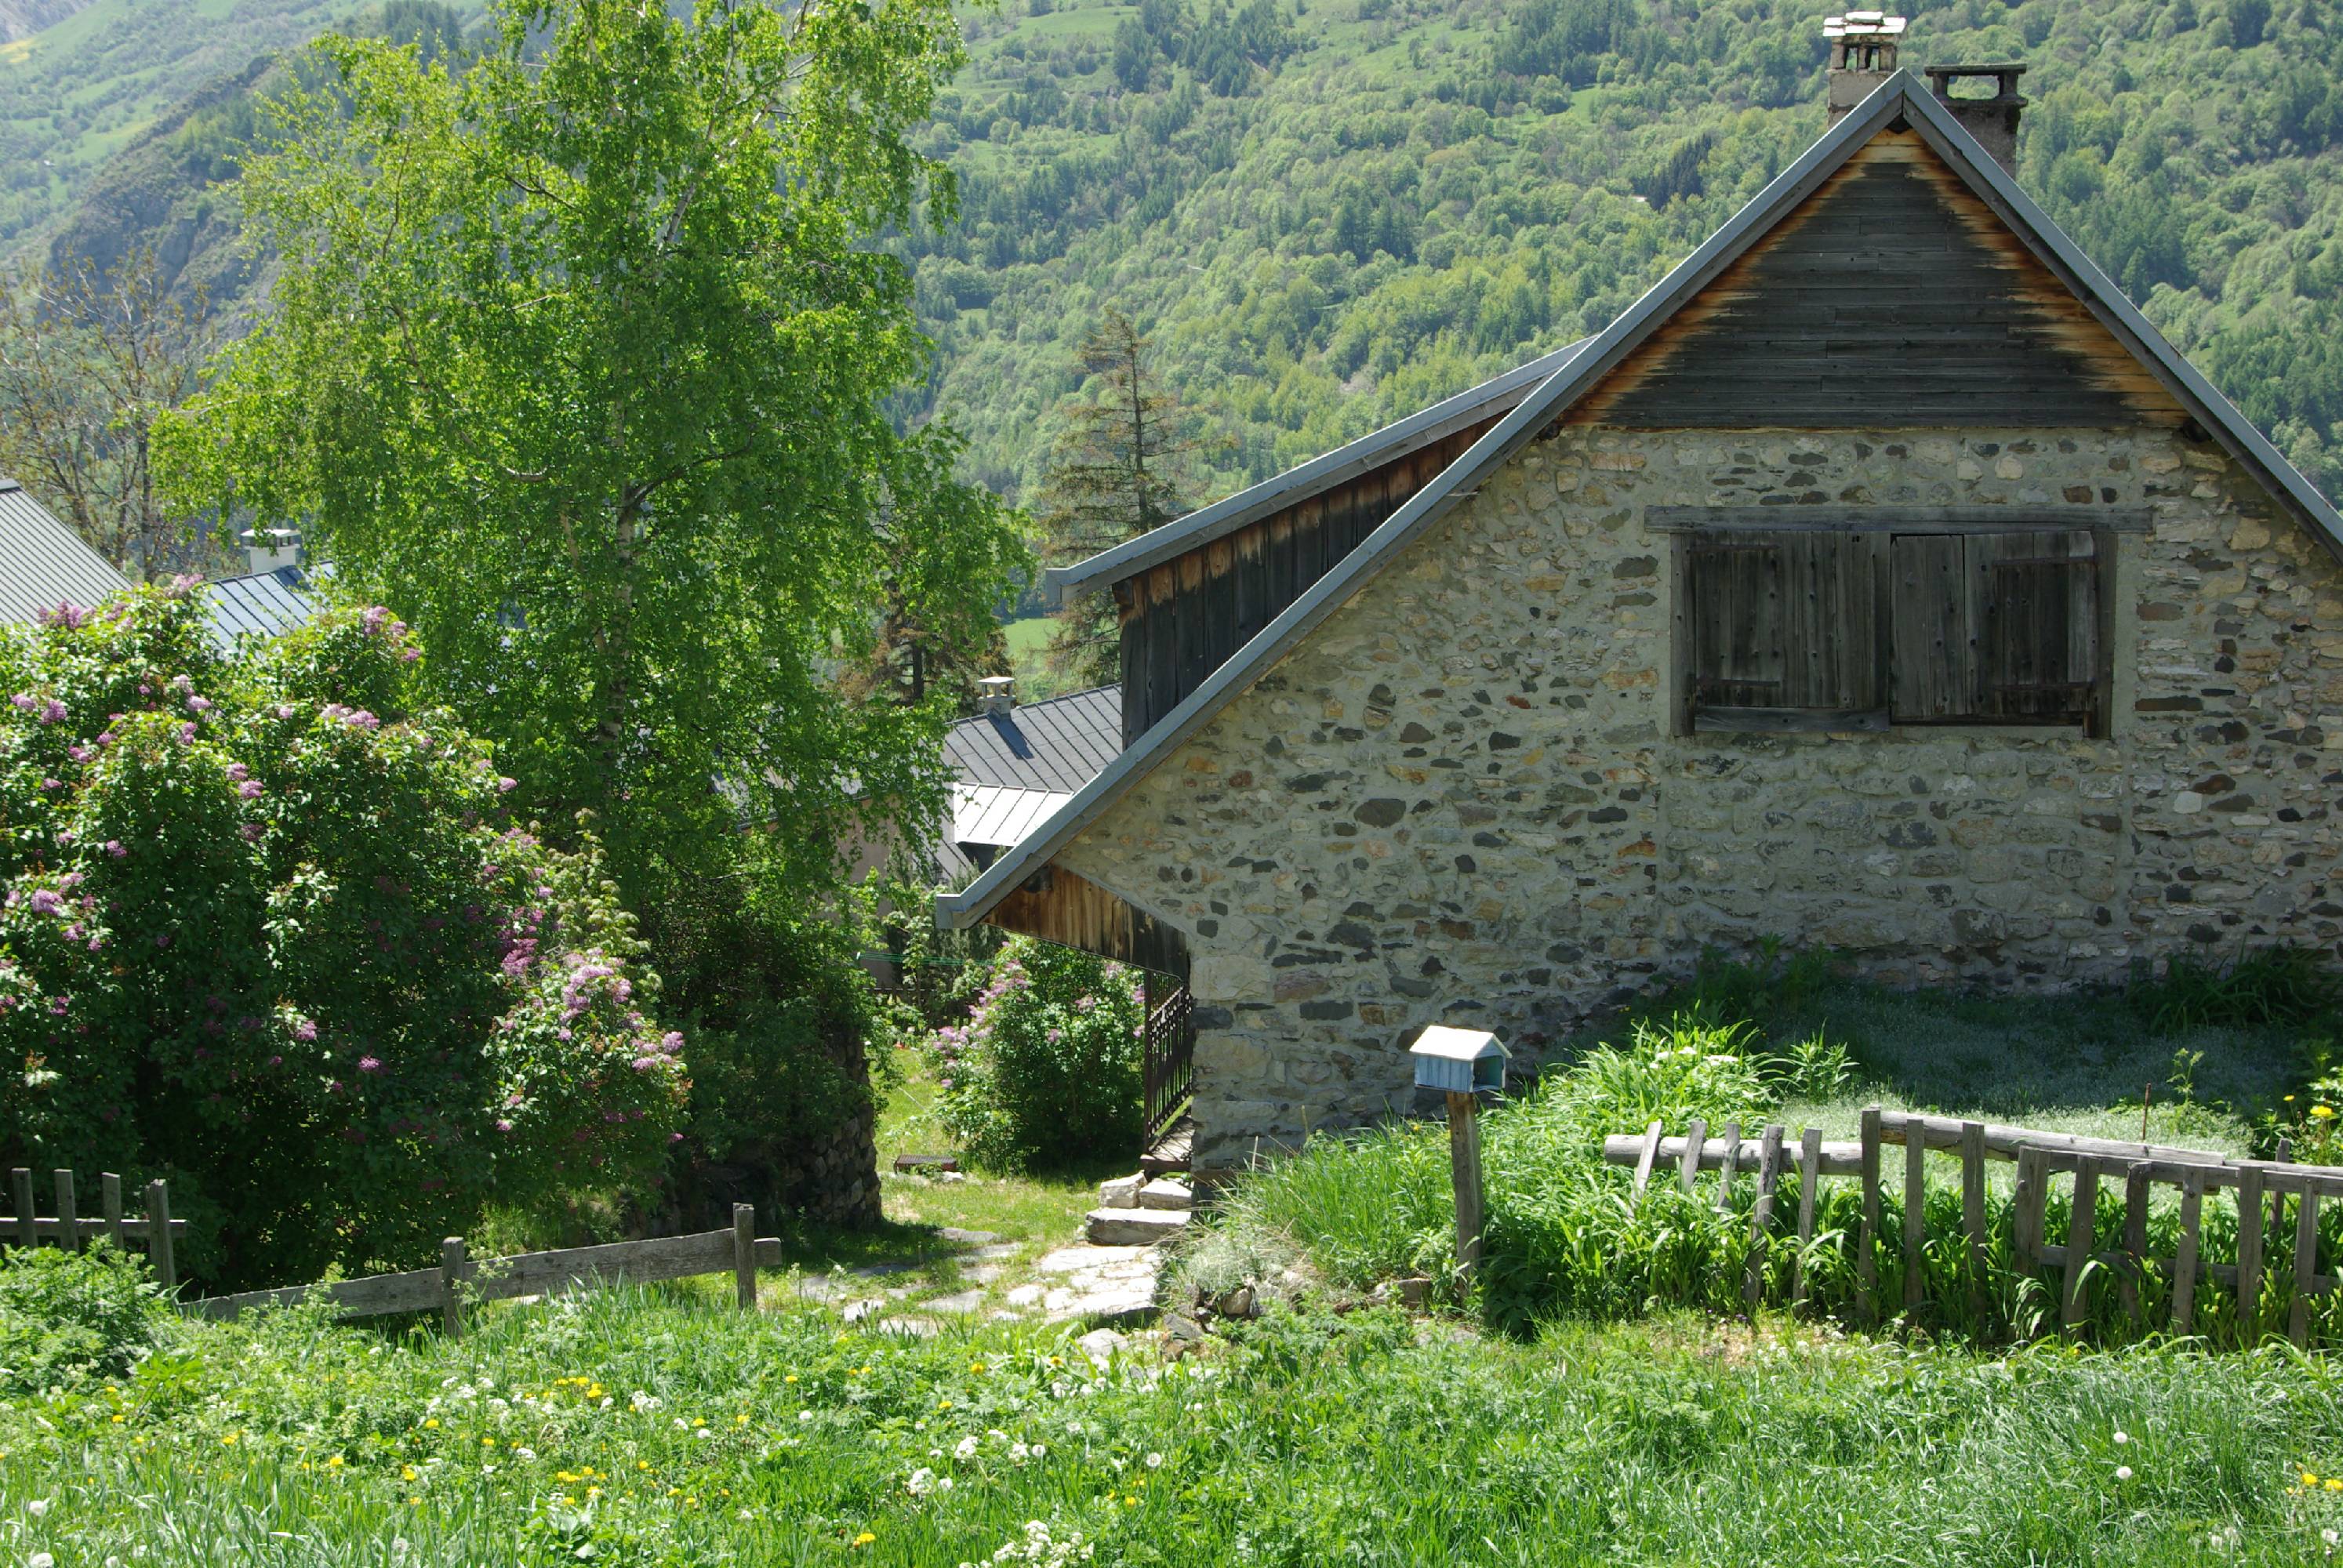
{"left": 940, "top": 70, "right": 2343, "bottom": 933}
{"left": 942, "top": 683, "right": 1123, "bottom": 794}
{"left": 1045, "top": 337, "right": 1594, "bottom": 603}
{"left": 203, "top": 565, "right": 318, "bottom": 652}
{"left": 0, "top": 480, "right": 131, "bottom": 626}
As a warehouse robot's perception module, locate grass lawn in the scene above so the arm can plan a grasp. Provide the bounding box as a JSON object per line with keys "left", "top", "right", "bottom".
{"left": 11, "top": 977, "right": 2343, "bottom": 1563}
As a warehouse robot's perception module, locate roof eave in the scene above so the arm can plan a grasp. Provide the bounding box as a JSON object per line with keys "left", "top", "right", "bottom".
{"left": 1042, "top": 337, "right": 1593, "bottom": 606}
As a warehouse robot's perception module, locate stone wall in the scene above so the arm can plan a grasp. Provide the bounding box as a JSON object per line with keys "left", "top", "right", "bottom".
{"left": 1053, "top": 425, "right": 2343, "bottom": 1174}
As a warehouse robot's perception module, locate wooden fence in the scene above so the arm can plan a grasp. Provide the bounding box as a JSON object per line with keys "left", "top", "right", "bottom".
{"left": 191, "top": 1205, "right": 780, "bottom": 1336}
{"left": 6, "top": 1167, "right": 184, "bottom": 1287}
{"left": 1597, "top": 1107, "right": 2343, "bottom": 1345}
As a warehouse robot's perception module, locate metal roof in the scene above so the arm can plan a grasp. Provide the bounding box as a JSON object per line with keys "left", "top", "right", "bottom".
{"left": 952, "top": 783, "right": 1075, "bottom": 850}
{"left": 0, "top": 481, "right": 130, "bottom": 626}
{"left": 202, "top": 565, "right": 318, "bottom": 652}
{"left": 939, "top": 71, "right": 2343, "bottom": 933}
{"left": 1044, "top": 337, "right": 1594, "bottom": 603}
{"left": 941, "top": 683, "right": 1123, "bottom": 794}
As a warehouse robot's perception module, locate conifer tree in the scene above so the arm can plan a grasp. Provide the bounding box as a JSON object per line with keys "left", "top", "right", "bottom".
{"left": 1033, "top": 312, "right": 1198, "bottom": 690}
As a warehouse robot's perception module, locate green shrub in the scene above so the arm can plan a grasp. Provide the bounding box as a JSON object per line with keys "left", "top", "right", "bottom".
{"left": 928, "top": 936, "right": 1143, "bottom": 1171}
{"left": 2130, "top": 946, "right": 2341, "bottom": 1031}
{"left": 0, "top": 586, "right": 686, "bottom": 1287}
{"left": 0, "top": 1242, "right": 173, "bottom": 1393}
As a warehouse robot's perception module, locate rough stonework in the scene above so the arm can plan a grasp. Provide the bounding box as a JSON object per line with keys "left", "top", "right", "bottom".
{"left": 1052, "top": 426, "right": 2343, "bottom": 1174}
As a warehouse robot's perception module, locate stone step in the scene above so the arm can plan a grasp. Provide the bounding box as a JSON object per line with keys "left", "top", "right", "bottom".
{"left": 1084, "top": 1206, "right": 1191, "bottom": 1246}
{"left": 1135, "top": 1178, "right": 1193, "bottom": 1210}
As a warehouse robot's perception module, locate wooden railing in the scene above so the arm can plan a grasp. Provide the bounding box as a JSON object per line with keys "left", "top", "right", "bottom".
{"left": 191, "top": 1205, "right": 776, "bottom": 1337}
{"left": 1142, "top": 985, "right": 1194, "bottom": 1149}
{"left": 1599, "top": 1107, "right": 2342, "bottom": 1343}
{"left": 8, "top": 1167, "right": 183, "bottom": 1287}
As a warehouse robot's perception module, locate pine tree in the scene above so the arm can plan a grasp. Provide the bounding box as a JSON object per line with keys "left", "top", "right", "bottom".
{"left": 1033, "top": 312, "right": 1199, "bottom": 690}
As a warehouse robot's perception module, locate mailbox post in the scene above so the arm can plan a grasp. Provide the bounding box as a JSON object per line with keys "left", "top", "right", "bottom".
{"left": 1408, "top": 1026, "right": 1509, "bottom": 1292}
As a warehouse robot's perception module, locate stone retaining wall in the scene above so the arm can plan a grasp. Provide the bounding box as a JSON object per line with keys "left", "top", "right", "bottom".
{"left": 1055, "top": 425, "right": 2343, "bottom": 1174}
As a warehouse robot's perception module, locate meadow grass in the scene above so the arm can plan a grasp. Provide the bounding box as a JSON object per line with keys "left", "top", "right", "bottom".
{"left": 11, "top": 1283, "right": 2343, "bottom": 1566}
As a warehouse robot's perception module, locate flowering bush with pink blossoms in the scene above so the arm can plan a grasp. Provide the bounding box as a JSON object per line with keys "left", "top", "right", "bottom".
{"left": 0, "top": 585, "right": 685, "bottom": 1288}
{"left": 928, "top": 936, "right": 1143, "bottom": 1172}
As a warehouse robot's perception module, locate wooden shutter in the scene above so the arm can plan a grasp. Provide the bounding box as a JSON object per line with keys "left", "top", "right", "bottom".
{"left": 1971, "top": 530, "right": 2098, "bottom": 725}
{"left": 1890, "top": 535, "right": 1978, "bottom": 721}
{"left": 1685, "top": 531, "right": 1888, "bottom": 729}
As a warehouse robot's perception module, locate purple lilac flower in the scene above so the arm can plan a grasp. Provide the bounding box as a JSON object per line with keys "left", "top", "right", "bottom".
{"left": 358, "top": 1056, "right": 383, "bottom": 1073}
{"left": 238, "top": 780, "right": 263, "bottom": 800}
{"left": 37, "top": 699, "right": 64, "bottom": 724}
{"left": 105, "top": 840, "right": 124, "bottom": 858}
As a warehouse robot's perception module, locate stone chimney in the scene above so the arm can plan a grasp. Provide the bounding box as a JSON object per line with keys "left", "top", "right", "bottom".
{"left": 978, "top": 674, "right": 1015, "bottom": 716}
{"left": 1922, "top": 63, "right": 2028, "bottom": 174}
{"left": 1823, "top": 11, "right": 1905, "bottom": 126}
{"left": 238, "top": 526, "right": 303, "bottom": 575}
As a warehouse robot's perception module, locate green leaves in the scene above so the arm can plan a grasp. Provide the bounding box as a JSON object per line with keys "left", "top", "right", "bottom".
{"left": 162, "top": 0, "right": 1026, "bottom": 920}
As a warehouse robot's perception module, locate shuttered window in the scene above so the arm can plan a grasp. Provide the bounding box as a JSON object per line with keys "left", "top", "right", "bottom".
{"left": 1680, "top": 527, "right": 2105, "bottom": 734}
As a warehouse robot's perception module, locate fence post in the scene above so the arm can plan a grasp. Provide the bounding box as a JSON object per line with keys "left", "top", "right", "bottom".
{"left": 2062, "top": 1156, "right": 2100, "bottom": 1334}
{"left": 102, "top": 1172, "right": 124, "bottom": 1250}
{"left": 2171, "top": 1166, "right": 2203, "bottom": 1335}
{"left": 1792, "top": 1127, "right": 1822, "bottom": 1312}
{"left": 1714, "top": 1121, "right": 1742, "bottom": 1211}
{"left": 1902, "top": 1123, "right": 1927, "bottom": 1315}
{"left": 1744, "top": 1123, "right": 1783, "bottom": 1309}
{"left": 10, "top": 1169, "right": 31, "bottom": 1250}
{"left": 1856, "top": 1107, "right": 1881, "bottom": 1324}
{"left": 2236, "top": 1164, "right": 2266, "bottom": 1345}
{"left": 143, "top": 1180, "right": 174, "bottom": 1289}
{"left": 2119, "top": 1163, "right": 2149, "bottom": 1323}
{"left": 1446, "top": 1091, "right": 1484, "bottom": 1290}
{"left": 441, "top": 1236, "right": 468, "bottom": 1340}
{"left": 732, "top": 1203, "right": 757, "bottom": 1312}
{"left": 53, "top": 1171, "right": 78, "bottom": 1253}
{"left": 1960, "top": 1120, "right": 1988, "bottom": 1321}
{"left": 2290, "top": 1187, "right": 2320, "bottom": 1349}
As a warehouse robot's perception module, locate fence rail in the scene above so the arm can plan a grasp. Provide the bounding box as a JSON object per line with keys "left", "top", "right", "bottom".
{"left": 1597, "top": 1106, "right": 2343, "bottom": 1345}
{"left": 6, "top": 1167, "right": 183, "bottom": 1287}
{"left": 192, "top": 1204, "right": 777, "bottom": 1335}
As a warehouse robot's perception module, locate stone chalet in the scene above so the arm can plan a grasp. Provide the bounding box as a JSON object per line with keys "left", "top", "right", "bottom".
{"left": 937, "top": 46, "right": 2343, "bottom": 1180}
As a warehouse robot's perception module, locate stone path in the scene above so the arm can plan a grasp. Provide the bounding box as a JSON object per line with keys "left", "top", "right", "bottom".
{"left": 779, "top": 1229, "right": 1166, "bottom": 1338}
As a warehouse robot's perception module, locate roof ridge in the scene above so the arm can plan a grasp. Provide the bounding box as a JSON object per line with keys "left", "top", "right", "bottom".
{"left": 938, "top": 71, "right": 2343, "bottom": 935}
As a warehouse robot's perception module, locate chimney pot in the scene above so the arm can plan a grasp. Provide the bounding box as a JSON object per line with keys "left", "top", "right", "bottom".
{"left": 1823, "top": 13, "right": 1905, "bottom": 125}
{"left": 978, "top": 675, "right": 1015, "bottom": 716}
{"left": 1922, "top": 63, "right": 2028, "bottom": 175}
{"left": 238, "top": 527, "right": 303, "bottom": 576}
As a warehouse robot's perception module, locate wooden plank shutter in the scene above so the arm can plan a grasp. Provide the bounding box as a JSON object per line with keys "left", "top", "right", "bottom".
{"left": 1687, "top": 531, "right": 1887, "bottom": 728}
{"left": 1890, "top": 535, "right": 1978, "bottom": 721}
{"left": 1970, "top": 530, "right": 2098, "bottom": 724}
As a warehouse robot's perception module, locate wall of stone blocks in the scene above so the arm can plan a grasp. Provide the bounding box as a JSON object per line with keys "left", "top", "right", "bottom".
{"left": 1054, "top": 425, "right": 2343, "bottom": 1174}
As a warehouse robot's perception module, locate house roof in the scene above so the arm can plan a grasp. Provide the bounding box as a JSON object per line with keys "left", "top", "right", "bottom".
{"left": 0, "top": 480, "right": 131, "bottom": 626}
{"left": 952, "top": 783, "right": 1076, "bottom": 850}
{"left": 1044, "top": 337, "right": 1594, "bottom": 604}
{"left": 941, "top": 683, "right": 1123, "bottom": 795}
{"left": 939, "top": 70, "right": 2343, "bottom": 934}
{"left": 203, "top": 565, "right": 318, "bottom": 652}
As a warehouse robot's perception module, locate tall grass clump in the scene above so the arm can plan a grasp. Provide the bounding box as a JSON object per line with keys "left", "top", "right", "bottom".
{"left": 1203, "top": 1008, "right": 2343, "bottom": 1345}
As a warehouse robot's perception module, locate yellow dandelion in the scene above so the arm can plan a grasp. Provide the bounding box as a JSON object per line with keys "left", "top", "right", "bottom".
{"left": 326, "top": 1455, "right": 345, "bottom": 1469}
{"left": 638, "top": 1461, "right": 651, "bottom": 1472}
{"left": 852, "top": 1532, "right": 876, "bottom": 1548}
{"left": 783, "top": 1374, "right": 797, "bottom": 1385}
{"left": 423, "top": 1418, "right": 439, "bottom": 1429}
{"left": 2327, "top": 1479, "right": 2343, "bottom": 1493}
{"left": 2314, "top": 1105, "right": 2337, "bottom": 1120}
{"left": 402, "top": 1466, "right": 419, "bottom": 1482}
{"left": 2305, "top": 1471, "right": 2321, "bottom": 1488}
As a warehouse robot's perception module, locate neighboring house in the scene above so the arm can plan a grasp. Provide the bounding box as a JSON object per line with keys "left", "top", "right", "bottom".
{"left": 939, "top": 44, "right": 2343, "bottom": 1180}
{"left": 938, "top": 680, "right": 1122, "bottom": 879}
{"left": 0, "top": 477, "right": 132, "bottom": 622}
{"left": 0, "top": 481, "right": 318, "bottom": 650}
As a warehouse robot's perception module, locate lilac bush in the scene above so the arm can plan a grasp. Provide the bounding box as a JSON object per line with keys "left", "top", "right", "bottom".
{"left": 0, "top": 584, "right": 685, "bottom": 1287}
{"left": 929, "top": 936, "right": 1144, "bottom": 1171}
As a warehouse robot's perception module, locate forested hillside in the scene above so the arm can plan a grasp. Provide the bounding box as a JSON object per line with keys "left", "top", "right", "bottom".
{"left": 896, "top": 0, "right": 2343, "bottom": 510}
{"left": 9, "top": 0, "right": 2343, "bottom": 510}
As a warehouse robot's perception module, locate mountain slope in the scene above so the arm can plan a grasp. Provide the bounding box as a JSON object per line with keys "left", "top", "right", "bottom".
{"left": 893, "top": 0, "right": 2343, "bottom": 510}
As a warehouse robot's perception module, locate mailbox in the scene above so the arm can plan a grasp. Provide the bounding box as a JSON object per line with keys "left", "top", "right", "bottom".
{"left": 1408, "top": 1025, "right": 1509, "bottom": 1094}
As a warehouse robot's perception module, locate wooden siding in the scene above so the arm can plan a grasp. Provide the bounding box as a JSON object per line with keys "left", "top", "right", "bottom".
{"left": 1117, "top": 421, "right": 1494, "bottom": 742}
{"left": 1577, "top": 131, "right": 2185, "bottom": 430}
{"left": 985, "top": 864, "right": 1191, "bottom": 978}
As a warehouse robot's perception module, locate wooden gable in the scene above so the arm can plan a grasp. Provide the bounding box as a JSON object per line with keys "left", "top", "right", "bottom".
{"left": 1577, "top": 130, "right": 2186, "bottom": 430}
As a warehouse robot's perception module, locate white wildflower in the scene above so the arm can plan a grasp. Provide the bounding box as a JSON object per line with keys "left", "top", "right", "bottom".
{"left": 1145, "top": 1452, "right": 1164, "bottom": 1469}
{"left": 2115, "top": 1465, "right": 2133, "bottom": 1481}
{"left": 907, "top": 1468, "right": 937, "bottom": 1497}
{"left": 2112, "top": 1430, "right": 2129, "bottom": 1446}
{"left": 24, "top": 1501, "right": 47, "bottom": 1519}
{"left": 956, "top": 1435, "right": 980, "bottom": 1461}
{"left": 31, "top": 1553, "right": 55, "bottom": 1568}
{"left": 630, "top": 1391, "right": 661, "bottom": 1414}
{"left": 799, "top": 1410, "right": 814, "bottom": 1424}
